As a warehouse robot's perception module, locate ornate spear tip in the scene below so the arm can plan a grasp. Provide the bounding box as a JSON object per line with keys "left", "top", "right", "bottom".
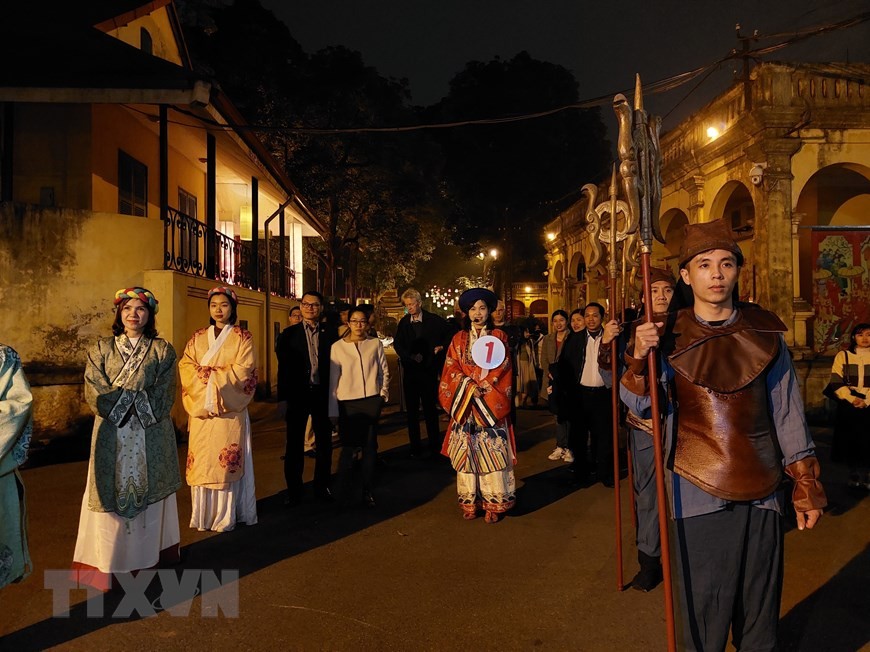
{"left": 609, "top": 162, "right": 618, "bottom": 193}
{"left": 634, "top": 74, "right": 644, "bottom": 111}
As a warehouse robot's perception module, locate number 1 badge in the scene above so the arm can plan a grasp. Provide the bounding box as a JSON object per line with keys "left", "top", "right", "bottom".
{"left": 471, "top": 335, "right": 506, "bottom": 370}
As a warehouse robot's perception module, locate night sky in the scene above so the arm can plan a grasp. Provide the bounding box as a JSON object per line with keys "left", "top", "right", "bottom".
{"left": 263, "top": 0, "right": 870, "bottom": 132}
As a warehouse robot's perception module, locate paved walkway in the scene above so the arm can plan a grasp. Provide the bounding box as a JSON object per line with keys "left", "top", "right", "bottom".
{"left": 1, "top": 354, "right": 868, "bottom": 651}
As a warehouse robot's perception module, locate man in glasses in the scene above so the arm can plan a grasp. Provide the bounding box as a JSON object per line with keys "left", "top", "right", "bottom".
{"left": 277, "top": 290, "right": 339, "bottom": 504}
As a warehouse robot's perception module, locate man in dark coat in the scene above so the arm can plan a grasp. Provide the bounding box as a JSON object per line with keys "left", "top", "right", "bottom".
{"left": 276, "top": 290, "right": 339, "bottom": 504}
{"left": 558, "top": 302, "right": 613, "bottom": 486}
{"left": 394, "top": 288, "right": 450, "bottom": 457}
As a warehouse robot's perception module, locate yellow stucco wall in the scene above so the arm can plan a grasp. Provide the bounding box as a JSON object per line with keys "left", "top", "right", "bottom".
{"left": 91, "top": 104, "right": 208, "bottom": 218}
{"left": 92, "top": 105, "right": 157, "bottom": 216}
{"left": 791, "top": 130, "right": 870, "bottom": 204}
{"left": 831, "top": 194, "right": 870, "bottom": 224}
{"left": 0, "top": 208, "right": 164, "bottom": 365}
{"left": 12, "top": 104, "right": 92, "bottom": 209}
{"left": 0, "top": 206, "right": 165, "bottom": 437}
{"left": 106, "top": 7, "right": 183, "bottom": 66}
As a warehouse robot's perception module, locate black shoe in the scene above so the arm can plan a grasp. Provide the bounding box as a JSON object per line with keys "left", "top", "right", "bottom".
{"left": 314, "top": 488, "right": 334, "bottom": 503}
{"left": 363, "top": 491, "right": 376, "bottom": 508}
{"left": 631, "top": 552, "right": 663, "bottom": 592}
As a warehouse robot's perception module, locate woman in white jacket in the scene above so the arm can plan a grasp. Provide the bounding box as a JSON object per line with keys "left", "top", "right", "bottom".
{"left": 329, "top": 307, "right": 390, "bottom": 507}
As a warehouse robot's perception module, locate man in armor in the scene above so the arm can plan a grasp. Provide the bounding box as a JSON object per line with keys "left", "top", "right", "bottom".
{"left": 622, "top": 219, "right": 826, "bottom": 651}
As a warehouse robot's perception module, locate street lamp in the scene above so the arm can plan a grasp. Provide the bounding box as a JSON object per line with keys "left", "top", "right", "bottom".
{"left": 482, "top": 248, "right": 499, "bottom": 290}
{"left": 706, "top": 124, "right": 724, "bottom": 141}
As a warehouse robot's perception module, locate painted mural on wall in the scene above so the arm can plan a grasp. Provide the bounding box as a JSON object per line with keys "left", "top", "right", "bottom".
{"left": 812, "top": 229, "right": 870, "bottom": 354}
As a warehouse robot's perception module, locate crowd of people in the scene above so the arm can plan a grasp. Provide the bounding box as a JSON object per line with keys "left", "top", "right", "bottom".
{"left": 0, "top": 217, "right": 859, "bottom": 650}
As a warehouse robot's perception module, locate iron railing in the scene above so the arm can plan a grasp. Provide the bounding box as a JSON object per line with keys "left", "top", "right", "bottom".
{"left": 163, "top": 207, "right": 295, "bottom": 298}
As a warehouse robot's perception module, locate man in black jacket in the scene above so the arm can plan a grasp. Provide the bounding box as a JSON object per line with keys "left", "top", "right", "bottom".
{"left": 394, "top": 288, "right": 450, "bottom": 457}
{"left": 276, "top": 290, "right": 339, "bottom": 504}
{"left": 558, "top": 302, "right": 613, "bottom": 486}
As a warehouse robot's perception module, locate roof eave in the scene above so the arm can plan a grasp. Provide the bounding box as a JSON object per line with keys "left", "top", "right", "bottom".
{"left": 0, "top": 82, "right": 211, "bottom": 105}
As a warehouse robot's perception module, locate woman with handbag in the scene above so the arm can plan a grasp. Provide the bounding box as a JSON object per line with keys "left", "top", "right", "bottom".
{"left": 328, "top": 307, "right": 390, "bottom": 508}
{"left": 829, "top": 322, "right": 870, "bottom": 489}
{"left": 439, "top": 288, "right": 516, "bottom": 524}
{"left": 540, "top": 310, "right": 573, "bottom": 463}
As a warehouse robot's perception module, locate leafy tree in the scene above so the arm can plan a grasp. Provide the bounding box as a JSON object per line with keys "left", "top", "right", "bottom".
{"left": 432, "top": 51, "right": 611, "bottom": 282}
{"left": 280, "top": 46, "right": 442, "bottom": 298}
{"left": 179, "top": 1, "right": 441, "bottom": 298}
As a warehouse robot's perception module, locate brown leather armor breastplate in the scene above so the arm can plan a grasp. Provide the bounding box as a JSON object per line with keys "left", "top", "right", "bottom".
{"left": 667, "top": 306, "right": 787, "bottom": 501}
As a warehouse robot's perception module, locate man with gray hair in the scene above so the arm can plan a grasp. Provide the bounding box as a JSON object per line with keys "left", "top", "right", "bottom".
{"left": 394, "top": 288, "right": 450, "bottom": 457}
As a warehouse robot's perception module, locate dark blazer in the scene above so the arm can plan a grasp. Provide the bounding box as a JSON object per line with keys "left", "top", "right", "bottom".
{"left": 559, "top": 329, "right": 595, "bottom": 391}
{"left": 393, "top": 309, "right": 450, "bottom": 376}
{"left": 557, "top": 329, "right": 606, "bottom": 421}
{"left": 276, "top": 321, "right": 339, "bottom": 403}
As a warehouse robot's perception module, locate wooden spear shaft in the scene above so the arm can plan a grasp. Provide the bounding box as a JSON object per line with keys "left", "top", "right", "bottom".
{"left": 622, "top": 244, "right": 637, "bottom": 531}
{"left": 639, "top": 250, "right": 676, "bottom": 651}
{"left": 607, "top": 164, "right": 624, "bottom": 591}
{"left": 630, "top": 72, "right": 676, "bottom": 650}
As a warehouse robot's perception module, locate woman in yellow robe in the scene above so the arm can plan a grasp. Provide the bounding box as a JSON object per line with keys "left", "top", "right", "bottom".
{"left": 179, "top": 287, "right": 258, "bottom": 532}
{"left": 439, "top": 288, "right": 516, "bottom": 523}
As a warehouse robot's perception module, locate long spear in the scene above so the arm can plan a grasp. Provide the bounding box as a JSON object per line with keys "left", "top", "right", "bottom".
{"left": 607, "top": 163, "right": 624, "bottom": 591}
{"left": 622, "top": 225, "right": 638, "bottom": 531}
{"left": 615, "top": 75, "right": 676, "bottom": 652}
{"left": 583, "top": 167, "right": 632, "bottom": 592}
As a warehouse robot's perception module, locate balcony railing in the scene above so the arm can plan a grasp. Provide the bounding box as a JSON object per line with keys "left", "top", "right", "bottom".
{"left": 163, "top": 207, "right": 295, "bottom": 298}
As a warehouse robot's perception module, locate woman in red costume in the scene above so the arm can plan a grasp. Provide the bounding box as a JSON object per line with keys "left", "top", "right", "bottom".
{"left": 439, "top": 288, "right": 516, "bottom": 523}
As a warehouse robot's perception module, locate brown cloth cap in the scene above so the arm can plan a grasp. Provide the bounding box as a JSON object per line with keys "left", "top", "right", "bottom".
{"left": 649, "top": 266, "right": 676, "bottom": 286}
{"left": 678, "top": 218, "right": 744, "bottom": 268}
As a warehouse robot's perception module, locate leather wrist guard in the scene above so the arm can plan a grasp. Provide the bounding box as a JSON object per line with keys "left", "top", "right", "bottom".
{"left": 784, "top": 456, "right": 828, "bottom": 512}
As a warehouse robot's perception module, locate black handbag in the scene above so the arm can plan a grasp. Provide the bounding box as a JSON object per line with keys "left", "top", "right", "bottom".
{"left": 547, "top": 362, "right": 561, "bottom": 415}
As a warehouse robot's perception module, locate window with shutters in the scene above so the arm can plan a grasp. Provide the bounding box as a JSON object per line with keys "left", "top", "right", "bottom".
{"left": 118, "top": 151, "right": 147, "bottom": 216}
{"left": 178, "top": 187, "right": 200, "bottom": 269}
{"left": 178, "top": 187, "right": 197, "bottom": 219}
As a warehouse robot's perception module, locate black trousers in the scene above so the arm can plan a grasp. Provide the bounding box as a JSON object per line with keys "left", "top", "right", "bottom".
{"left": 402, "top": 370, "right": 442, "bottom": 454}
{"left": 673, "top": 504, "right": 783, "bottom": 652}
{"left": 569, "top": 386, "right": 613, "bottom": 481}
{"left": 336, "top": 395, "right": 383, "bottom": 500}
{"left": 284, "top": 384, "right": 332, "bottom": 498}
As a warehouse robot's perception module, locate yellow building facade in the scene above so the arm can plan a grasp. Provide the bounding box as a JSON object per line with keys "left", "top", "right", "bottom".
{"left": 0, "top": 1, "right": 324, "bottom": 438}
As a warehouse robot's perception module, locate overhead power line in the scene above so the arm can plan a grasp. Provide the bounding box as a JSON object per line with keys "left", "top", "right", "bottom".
{"left": 135, "top": 10, "right": 870, "bottom": 136}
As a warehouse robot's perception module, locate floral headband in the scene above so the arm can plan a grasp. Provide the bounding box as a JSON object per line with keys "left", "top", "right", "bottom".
{"left": 114, "top": 287, "right": 159, "bottom": 314}
{"left": 208, "top": 286, "right": 238, "bottom": 305}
